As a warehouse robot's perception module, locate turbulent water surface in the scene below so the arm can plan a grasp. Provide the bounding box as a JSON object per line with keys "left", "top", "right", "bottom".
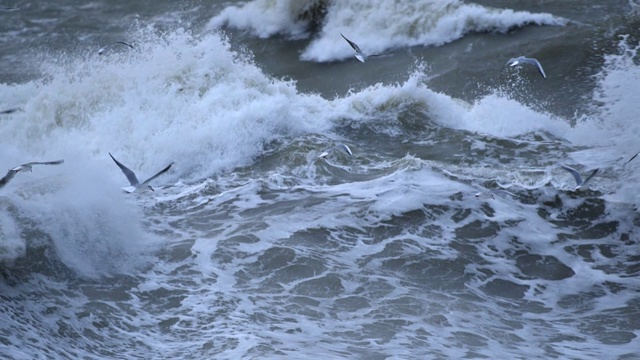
{"left": 1, "top": 0, "right": 640, "bottom": 359}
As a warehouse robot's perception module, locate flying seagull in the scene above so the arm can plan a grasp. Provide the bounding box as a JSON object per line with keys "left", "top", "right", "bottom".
{"left": 318, "top": 143, "right": 353, "bottom": 159}
{"left": 0, "top": 160, "right": 65, "bottom": 189}
{"left": 474, "top": 192, "right": 495, "bottom": 200}
{"left": 559, "top": 164, "right": 598, "bottom": 190}
{"left": 109, "top": 153, "right": 172, "bottom": 192}
{"left": 505, "top": 56, "right": 546, "bottom": 78}
{"left": 98, "top": 41, "right": 134, "bottom": 55}
{"left": 340, "top": 34, "right": 390, "bottom": 63}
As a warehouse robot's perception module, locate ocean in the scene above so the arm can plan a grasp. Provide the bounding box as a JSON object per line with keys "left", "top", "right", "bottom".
{"left": 1, "top": 0, "right": 639, "bottom": 358}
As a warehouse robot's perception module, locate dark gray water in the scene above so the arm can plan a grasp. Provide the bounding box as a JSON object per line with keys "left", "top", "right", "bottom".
{"left": 1, "top": 1, "right": 639, "bottom": 358}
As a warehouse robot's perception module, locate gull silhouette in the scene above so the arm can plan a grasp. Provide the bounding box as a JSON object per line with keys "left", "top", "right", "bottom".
{"left": 505, "top": 56, "right": 547, "bottom": 78}
{"left": 340, "top": 34, "right": 390, "bottom": 63}
{"left": 0, "top": 160, "right": 64, "bottom": 189}
{"left": 109, "top": 153, "right": 172, "bottom": 192}
{"left": 559, "top": 164, "right": 598, "bottom": 190}
{"left": 98, "top": 41, "right": 134, "bottom": 55}
{"left": 318, "top": 143, "right": 353, "bottom": 158}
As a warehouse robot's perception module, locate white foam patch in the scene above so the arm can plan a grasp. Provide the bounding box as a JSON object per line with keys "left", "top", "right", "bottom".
{"left": 0, "top": 201, "right": 24, "bottom": 263}
{"left": 229, "top": 0, "right": 567, "bottom": 62}
{"left": 15, "top": 158, "right": 157, "bottom": 277}
{"left": 562, "top": 35, "right": 640, "bottom": 205}
{"left": 331, "top": 69, "right": 572, "bottom": 139}
{"left": 210, "top": 0, "right": 566, "bottom": 62}
{"left": 208, "top": 0, "right": 322, "bottom": 38}
{"left": 303, "top": 0, "right": 566, "bottom": 62}
{"left": 0, "top": 28, "right": 342, "bottom": 186}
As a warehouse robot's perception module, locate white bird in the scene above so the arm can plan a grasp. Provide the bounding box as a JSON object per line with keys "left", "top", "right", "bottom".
{"left": 109, "top": 153, "right": 173, "bottom": 193}
{"left": 0, "top": 160, "right": 65, "bottom": 189}
{"left": 559, "top": 164, "right": 599, "bottom": 190}
{"left": 318, "top": 143, "right": 353, "bottom": 159}
{"left": 98, "top": 41, "right": 134, "bottom": 55}
{"left": 505, "top": 56, "right": 546, "bottom": 78}
{"left": 474, "top": 192, "right": 495, "bottom": 200}
{"left": 473, "top": 188, "right": 520, "bottom": 200}
{"left": 340, "top": 34, "right": 390, "bottom": 63}
{"left": 341, "top": 34, "right": 366, "bottom": 63}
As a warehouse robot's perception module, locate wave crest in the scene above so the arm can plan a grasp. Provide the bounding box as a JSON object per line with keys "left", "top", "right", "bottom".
{"left": 209, "top": 0, "right": 567, "bottom": 62}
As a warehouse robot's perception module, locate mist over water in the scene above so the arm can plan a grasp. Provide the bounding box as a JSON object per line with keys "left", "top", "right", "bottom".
{"left": 1, "top": 1, "right": 639, "bottom": 359}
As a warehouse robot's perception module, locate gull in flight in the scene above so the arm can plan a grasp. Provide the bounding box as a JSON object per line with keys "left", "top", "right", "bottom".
{"left": 109, "top": 153, "right": 172, "bottom": 192}
{"left": 559, "top": 164, "right": 598, "bottom": 190}
{"left": 98, "top": 41, "right": 134, "bottom": 55}
{"left": 318, "top": 143, "right": 353, "bottom": 159}
{"left": 473, "top": 188, "right": 519, "bottom": 201}
{"left": 340, "top": 34, "right": 390, "bottom": 63}
{"left": 0, "top": 160, "right": 65, "bottom": 189}
{"left": 474, "top": 192, "right": 495, "bottom": 200}
{"left": 505, "top": 56, "right": 546, "bottom": 78}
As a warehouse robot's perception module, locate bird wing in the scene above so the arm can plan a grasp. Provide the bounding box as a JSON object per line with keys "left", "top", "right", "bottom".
{"left": 519, "top": 57, "right": 546, "bottom": 78}
{"left": 341, "top": 34, "right": 361, "bottom": 52}
{"left": 318, "top": 149, "right": 332, "bottom": 158}
{"left": 115, "top": 41, "right": 134, "bottom": 49}
{"left": 0, "top": 169, "right": 18, "bottom": 188}
{"left": 0, "top": 107, "right": 21, "bottom": 114}
{"left": 340, "top": 33, "right": 364, "bottom": 60}
{"left": 109, "top": 153, "right": 140, "bottom": 186}
{"left": 141, "top": 163, "right": 173, "bottom": 186}
{"left": 560, "top": 164, "right": 583, "bottom": 186}
{"left": 531, "top": 59, "right": 547, "bottom": 78}
{"left": 580, "top": 168, "right": 599, "bottom": 187}
{"left": 336, "top": 143, "right": 353, "bottom": 156}
{"left": 23, "top": 160, "right": 65, "bottom": 166}
{"left": 506, "top": 57, "right": 520, "bottom": 66}
{"left": 626, "top": 152, "right": 639, "bottom": 164}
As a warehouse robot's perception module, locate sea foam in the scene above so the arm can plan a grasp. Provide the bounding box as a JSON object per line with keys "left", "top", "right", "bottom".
{"left": 209, "top": 0, "right": 567, "bottom": 62}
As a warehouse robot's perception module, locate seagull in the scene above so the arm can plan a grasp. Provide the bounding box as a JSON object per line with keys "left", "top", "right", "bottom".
{"left": 0, "top": 160, "right": 65, "bottom": 189}
{"left": 474, "top": 192, "right": 495, "bottom": 200}
{"left": 109, "top": 153, "right": 172, "bottom": 192}
{"left": 318, "top": 143, "right": 353, "bottom": 158}
{"left": 340, "top": 34, "right": 390, "bottom": 63}
{"left": 97, "top": 41, "right": 134, "bottom": 55}
{"left": 505, "top": 56, "right": 546, "bottom": 78}
{"left": 473, "top": 188, "right": 520, "bottom": 200}
{"left": 559, "top": 164, "right": 599, "bottom": 190}
{"left": 0, "top": 7, "right": 19, "bottom": 11}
